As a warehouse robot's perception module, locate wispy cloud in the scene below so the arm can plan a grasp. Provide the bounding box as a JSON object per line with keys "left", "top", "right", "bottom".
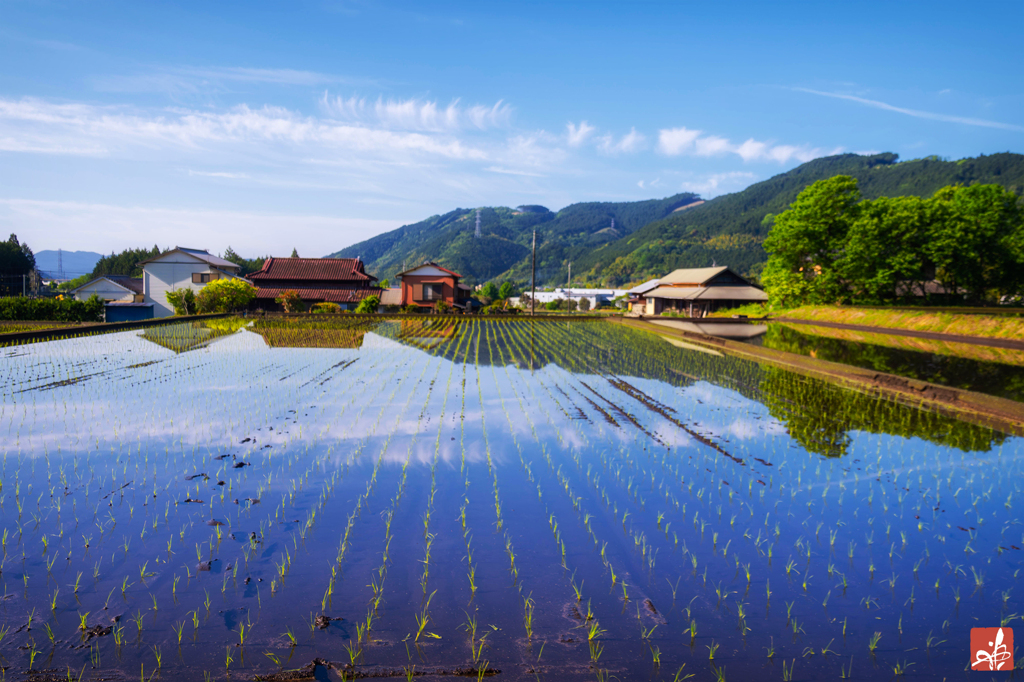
{"left": 187, "top": 170, "right": 249, "bottom": 179}
{"left": 485, "top": 166, "right": 545, "bottom": 177}
{"left": 678, "top": 171, "right": 758, "bottom": 197}
{"left": 795, "top": 87, "right": 1024, "bottom": 132}
{"left": 657, "top": 126, "right": 836, "bottom": 163}
{"left": 598, "top": 127, "right": 646, "bottom": 155}
{"left": 0, "top": 97, "right": 488, "bottom": 160}
{"left": 566, "top": 121, "right": 596, "bottom": 147}
{"left": 94, "top": 66, "right": 374, "bottom": 94}
{"left": 319, "top": 94, "right": 511, "bottom": 131}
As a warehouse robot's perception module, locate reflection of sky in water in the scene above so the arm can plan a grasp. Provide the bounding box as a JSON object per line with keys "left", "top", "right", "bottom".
{"left": 1, "top": 320, "right": 1022, "bottom": 680}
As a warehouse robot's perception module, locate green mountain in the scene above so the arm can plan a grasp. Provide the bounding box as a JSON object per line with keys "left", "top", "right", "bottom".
{"left": 329, "top": 152, "right": 1024, "bottom": 287}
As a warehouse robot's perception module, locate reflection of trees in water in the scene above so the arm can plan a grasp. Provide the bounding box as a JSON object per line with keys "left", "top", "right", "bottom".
{"left": 763, "top": 324, "right": 1024, "bottom": 404}
{"left": 248, "top": 316, "right": 1008, "bottom": 455}
{"left": 139, "top": 321, "right": 245, "bottom": 354}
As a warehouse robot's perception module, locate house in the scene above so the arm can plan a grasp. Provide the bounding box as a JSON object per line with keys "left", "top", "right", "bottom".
{"left": 378, "top": 288, "right": 403, "bottom": 309}
{"left": 397, "top": 262, "right": 472, "bottom": 310}
{"left": 246, "top": 257, "right": 381, "bottom": 311}
{"left": 70, "top": 275, "right": 155, "bottom": 322}
{"left": 139, "top": 247, "right": 247, "bottom": 318}
{"left": 643, "top": 266, "right": 767, "bottom": 317}
{"left": 626, "top": 278, "right": 661, "bottom": 314}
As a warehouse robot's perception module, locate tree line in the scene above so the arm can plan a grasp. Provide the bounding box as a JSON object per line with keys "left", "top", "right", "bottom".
{"left": 762, "top": 176, "right": 1024, "bottom": 306}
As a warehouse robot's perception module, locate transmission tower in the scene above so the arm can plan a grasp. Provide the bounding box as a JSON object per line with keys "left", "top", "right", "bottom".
{"left": 611, "top": 218, "right": 615, "bottom": 231}
{"left": 475, "top": 209, "right": 481, "bottom": 238}
{"left": 57, "top": 249, "right": 64, "bottom": 281}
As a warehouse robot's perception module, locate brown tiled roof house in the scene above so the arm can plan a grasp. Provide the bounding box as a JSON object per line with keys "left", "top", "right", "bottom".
{"left": 247, "top": 257, "right": 383, "bottom": 310}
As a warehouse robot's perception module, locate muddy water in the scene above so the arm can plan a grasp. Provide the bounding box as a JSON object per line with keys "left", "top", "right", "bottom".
{"left": 0, "top": 319, "right": 1019, "bottom": 680}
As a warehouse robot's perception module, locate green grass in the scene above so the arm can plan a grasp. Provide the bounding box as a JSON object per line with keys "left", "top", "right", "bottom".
{"left": 780, "top": 305, "right": 1024, "bottom": 340}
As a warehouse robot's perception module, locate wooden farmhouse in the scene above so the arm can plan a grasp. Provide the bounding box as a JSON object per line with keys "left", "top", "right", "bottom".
{"left": 643, "top": 266, "right": 767, "bottom": 317}
{"left": 397, "top": 262, "right": 473, "bottom": 310}
{"left": 138, "top": 247, "right": 247, "bottom": 318}
{"left": 70, "top": 275, "right": 154, "bottom": 322}
{"left": 247, "top": 257, "right": 382, "bottom": 311}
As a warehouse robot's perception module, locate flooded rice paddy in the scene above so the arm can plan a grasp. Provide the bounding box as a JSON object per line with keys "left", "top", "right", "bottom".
{"left": 0, "top": 318, "right": 1021, "bottom": 681}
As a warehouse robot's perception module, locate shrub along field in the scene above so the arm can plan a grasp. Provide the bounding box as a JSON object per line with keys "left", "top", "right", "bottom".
{"left": 0, "top": 318, "right": 1019, "bottom": 680}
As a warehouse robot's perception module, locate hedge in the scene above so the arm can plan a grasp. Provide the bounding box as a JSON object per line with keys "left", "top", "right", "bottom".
{"left": 0, "top": 295, "right": 105, "bottom": 322}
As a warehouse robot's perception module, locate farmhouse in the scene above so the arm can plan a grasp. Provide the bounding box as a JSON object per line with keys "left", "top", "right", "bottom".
{"left": 246, "top": 257, "right": 382, "bottom": 311}
{"left": 70, "top": 275, "right": 155, "bottom": 322}
{"left": 644, "top": 266, "right": 767, "bottom": 317}
{"left": 139, "top": 247, "right": 247, "bottom": 318}
{"left": 626, "top": 278, "right": 661, "bottom": 314}
{"left": 397, "top": 262, "right": 472, "bottom": 310}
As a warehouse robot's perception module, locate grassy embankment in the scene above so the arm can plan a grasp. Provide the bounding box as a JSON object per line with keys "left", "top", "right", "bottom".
{"left": 781, "top": 306, "right": 1024, "bottom": 340}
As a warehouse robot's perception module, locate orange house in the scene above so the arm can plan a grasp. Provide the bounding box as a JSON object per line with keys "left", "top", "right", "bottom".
{"left": 397, "top": 262, "right": 471, "bottom": 310}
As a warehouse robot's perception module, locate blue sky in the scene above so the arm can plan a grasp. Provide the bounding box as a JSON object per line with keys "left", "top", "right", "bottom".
{"left": 1, "top": 0, "right": 1021, "bottom": 260}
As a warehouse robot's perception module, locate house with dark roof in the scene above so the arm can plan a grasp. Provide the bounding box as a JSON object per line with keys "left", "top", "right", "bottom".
{"left": 644, "top": 266, "right": 767, "bottom": 317}
{"left": 396, "top": 262, "right": 472, "bottom": 310}
{"left": 70, "top": 275, "right": 155, "bottom": 322}
{"left": 246, "top": 257, "right": 382, "bottom": 311}
{"left": 139, "top": 247, "right": 249, "bottom": 317}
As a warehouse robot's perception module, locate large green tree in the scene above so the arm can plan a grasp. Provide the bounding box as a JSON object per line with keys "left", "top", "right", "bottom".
{"left": 762, "top": 176, "right": 861, "bottom": 306}
{"left": 926, "top": 184, "right": 1024, "bottom": 302}
{"left": 92, "top": 246, "right": 161, "bottom": 278}
{"left": 838, "top": 195, "right": 932, "bottom": 303}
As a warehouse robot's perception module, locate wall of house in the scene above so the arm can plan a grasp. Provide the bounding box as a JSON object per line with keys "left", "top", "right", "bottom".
{"left": 401, "top": 275, "right": 456, "bottom": 307}
{"left": 144, "top": 258, "right": 220, "bottom": 317}
{"left": 74, "top": 280, "right": 134, "bottom": 302}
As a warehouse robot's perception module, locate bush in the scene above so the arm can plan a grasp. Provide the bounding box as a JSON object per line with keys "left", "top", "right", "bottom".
{"left": 354, "top": 295, "right": 380, "bottom": 314}
{"left": 196, "top": 279, "right": 256, "bottom": 313}
{"left": 166, "top": 288, "right": 197, "bottom": 315}
{"left": 312, "top": 302, "right": 341, "bottom": 314}
{"left": 434, "top": 299, "right": 452, "bottom": 314}
{"left": 403, "top": 305, "right": 421, "bottom": 314}
{"left": 0, "top": 295, "right": 105, "bottom": 322}
{"left": 275, "top": 290, "right": 305, "bottom": 313}
{"left": 577, "top": 298, "right": 591, "bottom": 312}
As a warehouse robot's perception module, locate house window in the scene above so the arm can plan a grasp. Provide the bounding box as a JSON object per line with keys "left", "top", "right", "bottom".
{"left": 421, "top": 284, "right": 443, "bottom": 301}
{"left": 191, "top": 272, "right": 219, "bottom": 284}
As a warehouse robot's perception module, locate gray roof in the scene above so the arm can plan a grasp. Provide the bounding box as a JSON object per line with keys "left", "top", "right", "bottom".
{"left": 646, "top": 285, "right": 768, "bottom": 302}
{"left": 70, "top": 275, "right": 143, "bottom": 295}
{"left": 138, "top": 247, "right": 240, "bottom": 270}
{"left": 628, "top": 278, "right": 661, "bottom": 295}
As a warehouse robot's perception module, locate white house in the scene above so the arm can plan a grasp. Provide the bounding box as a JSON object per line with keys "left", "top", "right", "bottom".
{"left": 139, "top": 247, "right": 246, "bottom": 317}
{"left": 71, "top": 275, "right": 144, "bottom": 303}
{"left": 512, "top": 287, "right": 627, "bottom": 309}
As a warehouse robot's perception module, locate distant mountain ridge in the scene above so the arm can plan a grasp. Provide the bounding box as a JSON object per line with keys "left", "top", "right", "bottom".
{"left": 329, "top": 152, "right": 1024, "bottom": 287}
{"left": 34, "top": 250, "right": 103, "bottom": 279}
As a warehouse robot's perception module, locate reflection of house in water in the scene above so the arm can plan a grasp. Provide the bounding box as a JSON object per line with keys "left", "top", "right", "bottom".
{"left": 139, "top": 322, "right": 241, "bottom": 353}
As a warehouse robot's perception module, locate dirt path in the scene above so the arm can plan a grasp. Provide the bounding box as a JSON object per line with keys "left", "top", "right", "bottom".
{"left": 776, "top": 317, "right": 1024, "bottom": 352}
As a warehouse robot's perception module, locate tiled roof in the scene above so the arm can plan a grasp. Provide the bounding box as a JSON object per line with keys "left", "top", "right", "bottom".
{"left": 379, "top": 288, "right": 403, "bottom": 306}
{"left": 248, "top": 257, "right": 376, "bottom": 282}
{"left": 253, "top": 287, "right": 383, "bottom": 304}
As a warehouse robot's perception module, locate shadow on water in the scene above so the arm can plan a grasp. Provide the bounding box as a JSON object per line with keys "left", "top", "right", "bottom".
{"left": 0, "top": 317, "right": 1019, "bottom": 681}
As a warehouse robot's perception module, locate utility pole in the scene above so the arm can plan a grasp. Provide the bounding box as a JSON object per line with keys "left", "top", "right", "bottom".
{"left": 531, "top": 230, "right": 536, "bottom": 316}
{"left": 567, "top": 262, "right": 571, "bottom": 288}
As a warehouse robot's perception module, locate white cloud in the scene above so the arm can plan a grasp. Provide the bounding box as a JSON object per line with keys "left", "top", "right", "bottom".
{"left": 0, "top": 97, "right": 488, "bottom": 160}
{"left": 597, "top": 127, "right": 646, "bottom": 155}
{"left": 187, "top": 170, "right": 249, "bottom": 179}
{"left": 657, "top": 125, "right": 836, "bottom": 163}
{"left": 794, "top": 87, "right": 1024, "bottom": 132}
{"left": 566, "top": 120, "right": 596, "bottom": 146}
{"left": 319, "top": 93, "right": 511, "bottom": 131}
{"left": 93, "top": 66, "right": 375, "bottom": 94}
{"left": 485, "top": 166, "right": 545, "bottom": 177}
{"left": 657, "top": 127, "right": 702, "bottom": 155}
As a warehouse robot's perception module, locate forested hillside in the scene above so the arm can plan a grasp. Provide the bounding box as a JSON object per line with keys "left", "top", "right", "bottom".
{"left": 329, "top": 152, "right": 1024, "bottom": 287}
{"left": 329, "top": 195, "right": 701, "bottom": 285}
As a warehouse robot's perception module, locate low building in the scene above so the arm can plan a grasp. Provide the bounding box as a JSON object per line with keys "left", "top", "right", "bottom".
{"left": 512, "top": 287, "right": 626, "bottom": 310}
{"left": 139, "top": 247, "right": 247, "bottom": 317}
{"left": 246, "top": 257, "right": 382, "bottom": 311}
{"left": 644, "top": 266, "right": 767, "bottom": 317}
{"left": 397, "top": 262, "right": 472, "bottom": 310}
{"left": 626, "top": 278, "right": 661, "bottom": 314}
{"left": 71, "top": 275, "right": 144, "bottom": 302}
